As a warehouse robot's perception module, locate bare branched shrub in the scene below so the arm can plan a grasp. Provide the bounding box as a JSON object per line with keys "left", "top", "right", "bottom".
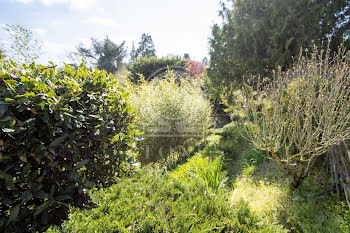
{"left": 243, "top": 45, "right": 350, "bottom": 188}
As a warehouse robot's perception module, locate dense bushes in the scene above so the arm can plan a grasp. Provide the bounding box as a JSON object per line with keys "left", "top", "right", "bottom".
{"left": 0, "top": 61, "right": 138, "bottom": 232}
{"left": 127, "top": 71, "right": 212, "bottom": 164}
{"left": 46, "top": 155, "right": 287, "bottom": 232}
{"left": 214, "top": 121, "right": 247, "bottom": 155}
{"left": 127, "top": 56, "right": 187, "bottom": 82}
{"left": 44, "top": 121, "right": 350, "bottom": 233}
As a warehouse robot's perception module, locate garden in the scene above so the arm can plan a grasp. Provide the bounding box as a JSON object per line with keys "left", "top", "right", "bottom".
{"left": 1, "top": 0, "right": 350, "bottom": 232}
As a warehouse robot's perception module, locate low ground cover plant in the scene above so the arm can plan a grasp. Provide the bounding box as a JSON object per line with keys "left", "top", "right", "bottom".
{"left": 46, "top": 157, "right": 287, "bottom": 233}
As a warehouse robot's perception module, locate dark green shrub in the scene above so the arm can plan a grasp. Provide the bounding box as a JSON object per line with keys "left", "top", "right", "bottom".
{"left": 127, "top": 56, "right": 187, "bottom": 82}
{"left": 282, "top": 173, "right": 350, "bottom": 233}
{"left": 286, "top": 197, "right": 350, "bottom": 233}
{"left": 0, "top": 61, "right": 138, "bottom": 232}
{"left": 215, "top": 122, "right": 247, "bottom": 156}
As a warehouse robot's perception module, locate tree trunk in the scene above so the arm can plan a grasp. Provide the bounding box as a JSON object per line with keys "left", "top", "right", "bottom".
{"left": 291, "top": 175, "right": 305, "bottom": 189}
{"left": 330, "top": 143, "right": 350, "bottom": 210}
{"left": 339, "top": 143, "right": 350, "bottom": 210}
{"left": 330, "top": 150, "right": 341, "bottom": 199}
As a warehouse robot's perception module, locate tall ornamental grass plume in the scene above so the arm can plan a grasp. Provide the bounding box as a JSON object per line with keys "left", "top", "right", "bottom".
{"left": 243, "top": 45, "right": 350, "bottom": 188}
{"left": 126, "top": 70, "right": 212, "bottom": 163}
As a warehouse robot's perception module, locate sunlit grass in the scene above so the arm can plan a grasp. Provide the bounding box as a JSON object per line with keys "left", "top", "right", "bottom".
{"left": 230, "top": 175, "right": 289, "bottom": 220}
{"left": 170, "top": 152, "right": 228, "bottom": 193}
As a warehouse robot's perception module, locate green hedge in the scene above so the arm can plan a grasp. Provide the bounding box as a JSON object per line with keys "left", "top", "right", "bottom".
{"left": 127, "top": 56, "right": 187, "bottom": 82}
{"left": 0, "top": 61, "right": 138, "bottom": 232}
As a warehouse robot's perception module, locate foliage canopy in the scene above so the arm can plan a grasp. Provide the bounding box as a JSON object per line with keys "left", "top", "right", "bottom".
{"left": 130, "top": 33, "right": 156, "bottom": 62}
{"left": 127, "top": 56, "right": 187, "bottom": 82}
{"left": 72, "top": 36, "right": 127, "bottom": 73}
{"left": 208, "top": 0, "right": 350, "bottom": 98}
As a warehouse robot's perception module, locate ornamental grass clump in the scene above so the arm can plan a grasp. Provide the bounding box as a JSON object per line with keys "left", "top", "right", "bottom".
{"left": 244, "top": 45, "right": 350, "bottom": 188}
{"left": 127, "top": 70, "right": 212, "bottom": 163}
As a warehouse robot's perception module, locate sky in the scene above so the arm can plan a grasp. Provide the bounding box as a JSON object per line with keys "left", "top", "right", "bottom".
{"left": 0, "top": 0, "right": 223, "bottom": 65}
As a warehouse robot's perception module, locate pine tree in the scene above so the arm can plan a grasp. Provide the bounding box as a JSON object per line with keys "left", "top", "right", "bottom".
{"left": 129, "top": 42, "right": 137, "bottom": 62}
{"left": 130, "top": 33, "right": 156, "bottom": 62}
{"left": 137, "top": 33, "right": 156, "bottom": 58}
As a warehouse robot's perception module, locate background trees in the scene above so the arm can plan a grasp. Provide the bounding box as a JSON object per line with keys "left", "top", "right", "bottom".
{"left": 72, "top": 36, "right": 127, "bottom": 73}
{"left": 0, "top": 46, "right": 5, "bottom": 60}
{"left": 208, "top": 0, "right": 350, "bottom": 99}
{"left": 318, "top": 0, "right": 350, "bottom": 51}
{"left": 186, "top": 59, "right": 207, "bottom": 80}
{"left": 2, "top": 24, "right": 42, "bottom": 64}
{"left": 130, "top": 33, "right": 156, "bottom": 62}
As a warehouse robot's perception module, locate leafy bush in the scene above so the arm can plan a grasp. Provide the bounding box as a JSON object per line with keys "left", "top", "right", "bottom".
{"left": 230, "top": 147, "right": 269, "bottom": 176}
{"left": 127, "top": 71, "right": 212, "bottom": 164}
{"left": 244, "top": 46, "right": 350, "bottom": 188}
{"left": 46, "top": 167, "right": 286, "bottom": 232}
{"left": 127, "top": 56, "right": 187, "bottom": 82}
{"left": 185, "top": 59, "right": 206, "bottom": 80}
{"left": 0, "top": 61, "right": 138, "bottom": 232}
{"left": 241, "top": 148, "right": 266, "bottom": 168}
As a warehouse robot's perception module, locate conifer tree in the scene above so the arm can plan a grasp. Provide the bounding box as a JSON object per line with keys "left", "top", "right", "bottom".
{"left": 130, "top": 33, "right": 156, "bottom": 62}
{"left": 208, "top": 0, "right": 349, "bottom": 98}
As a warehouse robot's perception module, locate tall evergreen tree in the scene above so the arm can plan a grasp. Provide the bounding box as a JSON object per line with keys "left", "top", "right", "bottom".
{"left": 318, "top": 0, "right": 350, "bottom": 51}
{"left": 129, "top": 42, "right": 137, "bottom": 62}
{"left": 130, "top": 33, "right": 156, "bottom": 62}
{"left": 208, "top": 0, "right": 349, "bottom": 99}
